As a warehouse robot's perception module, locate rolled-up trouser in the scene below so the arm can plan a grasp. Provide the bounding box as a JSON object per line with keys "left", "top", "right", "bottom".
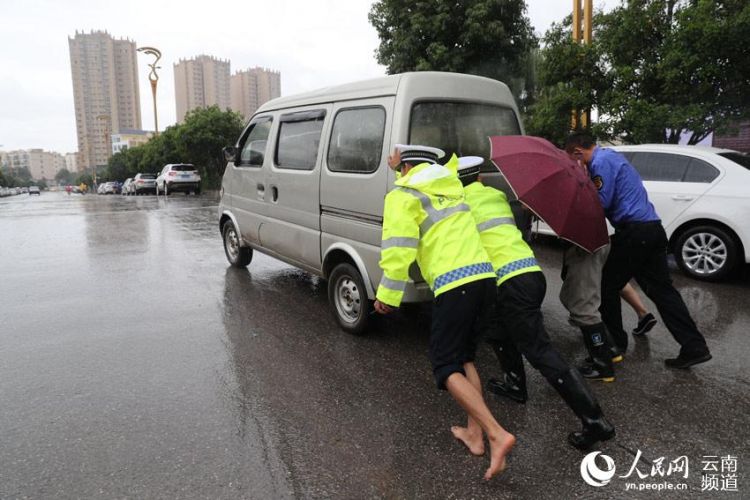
{"left": 430, "top": 278, "right": 496, "bottom": 390}
{"left": 559, "top": 243, "right": 610, "bottom": 327}
{"left": 487, "top": 271, "right": 570, "bottom": 384}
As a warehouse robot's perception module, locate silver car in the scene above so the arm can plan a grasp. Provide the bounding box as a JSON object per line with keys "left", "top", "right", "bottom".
{"left": 132, "top": 173, "right": 157, "bottom": 195}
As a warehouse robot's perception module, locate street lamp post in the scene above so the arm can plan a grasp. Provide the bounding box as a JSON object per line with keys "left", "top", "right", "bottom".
{"left": 137, "top": 47, "right": 162, "bottom": 135}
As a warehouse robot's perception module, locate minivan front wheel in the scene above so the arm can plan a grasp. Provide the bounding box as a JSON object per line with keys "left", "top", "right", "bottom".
{"left": 674, "top": 225, "right": 738, "bottom": 281}
{"left": 223, "top": 221, "right": 252, "bottom": 268}
{"left": 328, "top": 262, "right": 370, "bottom": 335}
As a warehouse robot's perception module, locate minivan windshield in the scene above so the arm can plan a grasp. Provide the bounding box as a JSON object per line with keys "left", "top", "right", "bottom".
{"left": 409, "top": 101, "right": 521, "bottom": 172}
{"left": 718, "top": 152, "right": 750, "bottom": 170}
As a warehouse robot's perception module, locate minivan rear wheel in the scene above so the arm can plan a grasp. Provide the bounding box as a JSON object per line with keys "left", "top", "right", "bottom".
{"left": 328, "top": 262, "right": 370, "bottom": 335}
{"left": 223, "top": 221, "right": 252, "bottom": 268}
{"left": 674, "top": 225, "right": 738, "bottom": 281}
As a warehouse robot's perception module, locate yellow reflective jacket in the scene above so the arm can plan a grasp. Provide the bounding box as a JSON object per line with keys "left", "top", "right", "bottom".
{"left": 463, "top": 181, "right": 541, "bottom": 285}
{"left": 376, "top": 162, "right": 495, "bottom": 307}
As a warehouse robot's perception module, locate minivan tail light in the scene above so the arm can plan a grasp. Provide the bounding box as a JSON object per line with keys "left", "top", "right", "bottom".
{"left": 168, "top": 171, "right": 177, "bottom": 176}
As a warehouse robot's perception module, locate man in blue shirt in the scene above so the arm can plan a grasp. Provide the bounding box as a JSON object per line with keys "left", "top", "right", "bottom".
{"left": 565, "top": 133, "right": 711, "bottom": 369}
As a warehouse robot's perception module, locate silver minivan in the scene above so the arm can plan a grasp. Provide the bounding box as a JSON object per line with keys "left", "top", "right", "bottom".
{"left": 219, "top": 71, "right": 524, "bottom": 333}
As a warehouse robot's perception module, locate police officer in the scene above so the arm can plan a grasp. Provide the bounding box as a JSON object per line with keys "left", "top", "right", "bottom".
{"left": 374, "top": 145, "right": 514, "bottom": 481}
{"left": 565, "top": 132, "right": 711, "bottom": 368}
{"left": 450, "top": 155, "right": 615, "bottom": 450}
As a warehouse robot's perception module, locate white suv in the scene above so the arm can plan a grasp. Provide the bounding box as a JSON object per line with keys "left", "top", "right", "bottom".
{"left": 156, "top": 164, "right": 201, "bottom": 195}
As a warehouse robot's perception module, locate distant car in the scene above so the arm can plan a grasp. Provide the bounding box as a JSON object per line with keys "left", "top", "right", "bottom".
{"left": 156, "top": 164, "right": 201, "bottom": 195}
{"left": 535, "top": 145, "right": 750, "bottom": 281}
{"left": 122, "top": 178, "right": 134, "bottom": 195}
{"left": 28, "top": 186, "right": 40, "bottom": 195}
{"left": 132, "top": 173, "right": 157, "bottom": 195}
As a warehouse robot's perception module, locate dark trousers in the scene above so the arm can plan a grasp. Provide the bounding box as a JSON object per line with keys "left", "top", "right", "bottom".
{"left": 601, "top": 222, "right": 708, "bottom": 355}
{"left": 486, "top": 272, "right": 570, "bottom": 383}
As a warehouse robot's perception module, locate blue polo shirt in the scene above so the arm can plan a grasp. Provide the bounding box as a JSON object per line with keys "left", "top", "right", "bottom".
{"left": 589, "top": 147, "right": 659, "bottom": 226}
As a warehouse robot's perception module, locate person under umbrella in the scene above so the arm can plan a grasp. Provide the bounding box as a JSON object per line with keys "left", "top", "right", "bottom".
{"left": 489, "top": 135, "right": 620, "bottom": 381}
{"left": 564, "top": 132, "right": 711, "bottom": 369}
{"left": 448, "top": 154, "right": 615, "bottom": 451}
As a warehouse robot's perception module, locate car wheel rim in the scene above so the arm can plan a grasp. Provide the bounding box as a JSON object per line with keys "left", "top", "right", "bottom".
{"left": 682, "top": 232, "right": 727, "bottom": 275}
{"left": 334, "top": 275, "right": 361, "bottom": 324}
{"left": 225, "top": 228, "right": 240, "bottom": 262}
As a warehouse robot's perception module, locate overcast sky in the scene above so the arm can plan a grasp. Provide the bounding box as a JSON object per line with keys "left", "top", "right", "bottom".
{"left": 0, "top": 0, "right": 620, "bottom": 154}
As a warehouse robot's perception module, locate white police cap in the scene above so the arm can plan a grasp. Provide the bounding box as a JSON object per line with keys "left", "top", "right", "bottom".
{"left": 457, "top": 156, "right": 484, "bottom": 179}
{"left": 395, "top": 144, "right": 446, "bottom": 165}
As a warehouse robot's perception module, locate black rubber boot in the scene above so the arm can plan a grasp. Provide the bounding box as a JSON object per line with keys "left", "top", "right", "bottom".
{"left": 487, "top": 341, "right": 528, "bottom": 404}
{"left": 584, "top": 325, "right": 623, "bottom": 364}
{"left": 579, "top": 323, "right": 615, "bottom": 382}
{"left": 551, "top": 368, "right": 616, "bottom": 450}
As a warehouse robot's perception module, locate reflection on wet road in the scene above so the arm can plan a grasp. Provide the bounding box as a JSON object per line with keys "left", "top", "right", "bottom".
{"left": 1, "top": 192, "right": 747, "bottom": 498}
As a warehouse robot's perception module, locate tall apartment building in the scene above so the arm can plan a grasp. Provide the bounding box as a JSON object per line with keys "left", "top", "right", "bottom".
{"left": 68, "top": 30, "right": 142, "bottom": 171}
{"left": 231, "top": 67, "right": 281, "bottom": 120}
{"left": 6, "top": 149, "right": 66, "bottom": 181}
{"left": 65, "top": 153, "right": 79, "bottom": 173}
{"left": 174, "top": 55, "right": 231, "bottom": 123}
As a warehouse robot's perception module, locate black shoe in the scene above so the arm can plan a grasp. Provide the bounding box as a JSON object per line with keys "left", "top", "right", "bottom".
{"left": 578, "top": 361, "right": 615, "bottom": 382}
{"left": 632, "top": 313, "right": 657, "bottom": 337}
{"left": 665, "top": 350, "right": 712, "bottom": 369}
{"left": 487, "top": 374, "right": 528, "bottom": 403}
{"left": 584, "top": 348, "right": 623, "bottom": 365}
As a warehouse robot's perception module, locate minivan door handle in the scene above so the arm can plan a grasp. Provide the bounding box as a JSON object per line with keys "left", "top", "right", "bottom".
{"left": 671, "top": 195, "right": 694, "bottom": 201}
{"left": 257, "top": 183, "right": 265, "bottom": 199}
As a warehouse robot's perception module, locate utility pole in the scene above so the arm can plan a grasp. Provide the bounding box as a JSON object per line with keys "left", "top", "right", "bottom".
{"left": 571, "top": 0, "right": 593, "bottom": 130}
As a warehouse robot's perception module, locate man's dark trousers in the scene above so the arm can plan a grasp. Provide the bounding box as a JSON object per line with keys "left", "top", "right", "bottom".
{"left": 600, "top": 221, "right": 709, "bottom": 355}
{"left": 487, "top": 271, "right": 570, "bottom": 382}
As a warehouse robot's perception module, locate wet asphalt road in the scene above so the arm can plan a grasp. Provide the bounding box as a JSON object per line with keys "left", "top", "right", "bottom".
{"left": 1, "top": 191, "right": 748, "bottom": 499}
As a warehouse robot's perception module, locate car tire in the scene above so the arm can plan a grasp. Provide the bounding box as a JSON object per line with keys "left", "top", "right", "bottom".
{"left": 327, "top": 262, "right": 371, "bottom": 335}
{"left": 674, "top": 225, "right": 738, "bottom": 281}
{"left": 222, "top": 221, "right": 252, "bottom": 268}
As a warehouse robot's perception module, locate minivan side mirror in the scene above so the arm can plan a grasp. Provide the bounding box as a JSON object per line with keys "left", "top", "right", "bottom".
{"left": 222, "top": 146, "right": 238, "bottom": 164}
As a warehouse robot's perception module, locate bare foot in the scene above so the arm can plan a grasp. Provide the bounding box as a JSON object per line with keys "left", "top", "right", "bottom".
{"left": 451, "top": 425, "right": 485, "bottom": 456}
{"left": 484, "top": 432, "right": 516, "bottom": 480}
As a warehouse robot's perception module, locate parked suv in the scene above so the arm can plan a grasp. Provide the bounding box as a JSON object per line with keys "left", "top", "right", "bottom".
{"left": 156, "top": 164, "right": 201, "bottom": 195}
{"left": 132, "top": 173, "right": 157, "bottom": 195}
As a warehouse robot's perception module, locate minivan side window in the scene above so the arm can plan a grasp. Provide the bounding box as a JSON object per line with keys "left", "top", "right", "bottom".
{"left": 275, "top": 110, "right": 326, "bottom": 170}
{"left": 327, "top": 107, "right": 385, "bottom": 174}
{"left": 238, "top": 117, "right": 272, "bottom": 167}
{"left": 410, "top": 102, "right": 521, "bottom": 172}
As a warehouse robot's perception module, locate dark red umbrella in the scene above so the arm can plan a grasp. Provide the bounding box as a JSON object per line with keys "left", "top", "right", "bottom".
{"left": 489, "top": 135, "right": 609, "bottom": 253}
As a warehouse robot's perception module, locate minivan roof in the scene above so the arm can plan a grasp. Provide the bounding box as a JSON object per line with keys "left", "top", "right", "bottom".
{"left": 255, "top": 71, "right": 515, "bottom": 114}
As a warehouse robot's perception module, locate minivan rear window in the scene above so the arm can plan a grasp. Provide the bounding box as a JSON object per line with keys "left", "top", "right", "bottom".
{"left": 172, "top": 165, "right": 195, "bottom": 171}
{"left": 409, "top": 102, "right": 521, "bottom": 172}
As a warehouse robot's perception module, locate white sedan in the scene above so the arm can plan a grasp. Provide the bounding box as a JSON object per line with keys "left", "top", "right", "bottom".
{"left": 534, "top": 144, "right": 750, "bottom": 281}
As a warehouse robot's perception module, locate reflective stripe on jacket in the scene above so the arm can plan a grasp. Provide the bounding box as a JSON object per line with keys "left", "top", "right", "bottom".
{"left": 463, "top": 182, "right": 541, "bottom": 286}
{"left": 376, "top": 163, "right": 495, "bottom": 307}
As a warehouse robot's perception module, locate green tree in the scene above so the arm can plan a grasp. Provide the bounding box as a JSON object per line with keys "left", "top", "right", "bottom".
{"left": 102, "top": 106, "right": 244, "bottom": 189}
{"left": 529, "top": 0, "right": 750, "bottom": 144}
{"left": 55, "top": 168, "right": 74, "bottom": 185}
{"left": 368, "top": 0, "right": 538, "bottom": 103}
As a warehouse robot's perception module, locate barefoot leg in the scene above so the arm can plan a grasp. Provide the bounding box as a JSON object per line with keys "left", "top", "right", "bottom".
{"left": 445, "top": 366, "right": 515, "bottom": 480}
